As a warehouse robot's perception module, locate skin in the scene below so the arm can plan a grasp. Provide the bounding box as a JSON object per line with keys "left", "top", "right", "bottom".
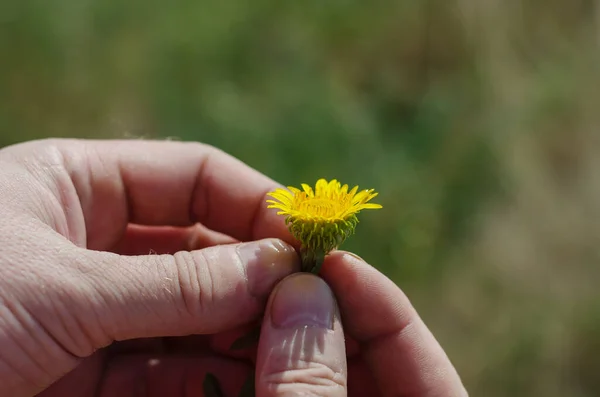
{"left": 0, "top": 138, "right": 468, "bottom": 397}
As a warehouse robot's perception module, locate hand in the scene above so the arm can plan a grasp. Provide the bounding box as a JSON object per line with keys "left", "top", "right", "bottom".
{"left": 0, "top": 138, "right": 467, "bottom": 396}
{"left": 0, "top": 138, "right": 299, "bottom": 396}
{"left": 254, "top": 255, "right": 468, "bottom": 396}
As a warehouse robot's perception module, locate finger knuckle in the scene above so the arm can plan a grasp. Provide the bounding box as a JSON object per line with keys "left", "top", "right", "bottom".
{"left": 263, "top": 360, "right": 346, "bottom": 397}
{"left": 173, "top": 250, "right": 214, "bottom": 317}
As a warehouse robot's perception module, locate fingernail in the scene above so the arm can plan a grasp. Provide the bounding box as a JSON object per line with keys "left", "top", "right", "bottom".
{"left": 237, "top": 239, "right": 300, "bottom": 298}
{"left": 270, "top": 274, "right": 335, "bottom": 329}
{"left": 344, "top": 252, "right": 365, "bottom": 263}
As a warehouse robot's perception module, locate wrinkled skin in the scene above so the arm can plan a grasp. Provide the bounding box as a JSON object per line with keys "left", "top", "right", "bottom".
{"left": 0, "top": 139, "right": 468, "bottom": 397}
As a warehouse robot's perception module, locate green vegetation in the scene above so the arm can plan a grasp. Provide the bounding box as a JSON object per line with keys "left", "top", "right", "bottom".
{"left": 2, "top": 0, "right": 600, "bottom": 395}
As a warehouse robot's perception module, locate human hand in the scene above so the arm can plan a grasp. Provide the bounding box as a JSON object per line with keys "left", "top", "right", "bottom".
{"left": 254, "top": 254, "right": 468, "bottom": 396}
{"left": 0, "top": 138, "right": 301, "bottom": 396}
{"left": 0, "top": 138, "right": 467, "bottom": 396}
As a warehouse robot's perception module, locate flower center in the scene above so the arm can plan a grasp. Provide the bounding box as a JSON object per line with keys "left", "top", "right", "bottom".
{"left": 298, "top": 198, "right": 342, "bottom": 219}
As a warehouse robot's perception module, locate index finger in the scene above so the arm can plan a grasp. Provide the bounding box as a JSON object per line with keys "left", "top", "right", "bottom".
{"left": 20, "top": 139, "right": 292, "bottom": 249}
{"left": 320, "top": 252, "right": 468, "bottom": 397}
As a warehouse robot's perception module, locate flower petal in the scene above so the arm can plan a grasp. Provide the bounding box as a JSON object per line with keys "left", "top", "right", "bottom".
{"left": 268, "top": 191, "right": 293, "bottom": 204}
{"left": 301, "top": 183, "right": 314, "bottom": 197}
{"left": 352, "top": 190, "right": 370, "bottom": 203}
{"left": 360, "top": 203, "right": 383, "bottom": 209}
{"left": 315, "top": 179, "right": 329, "bottom": 196}
{"left": 328, "top": 179, "right": 339, "bottom": 193}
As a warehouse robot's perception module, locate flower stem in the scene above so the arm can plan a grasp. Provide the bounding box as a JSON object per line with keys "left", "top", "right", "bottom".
{"left": 300, "top": 247, "right": 326, "bottom": 274}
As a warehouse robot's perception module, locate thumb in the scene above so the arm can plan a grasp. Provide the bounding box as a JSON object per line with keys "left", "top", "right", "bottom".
{"left": 75, "top": 238, "right": 300, "bottom": 346}
{"left": 256, "top": 273, "right": 347, "bottom": 397}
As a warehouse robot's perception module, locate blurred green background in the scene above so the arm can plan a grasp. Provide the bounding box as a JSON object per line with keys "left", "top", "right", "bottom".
{"left": 2, "top": 0, "right": 600, "bottom": 395}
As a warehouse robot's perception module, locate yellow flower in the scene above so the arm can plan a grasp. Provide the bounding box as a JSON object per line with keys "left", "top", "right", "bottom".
{"left": 267, "top": 178, "right": 382, "bottom": 272}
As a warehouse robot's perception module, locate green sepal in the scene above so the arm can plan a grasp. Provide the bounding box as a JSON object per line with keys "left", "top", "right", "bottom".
{"left": 286, "top": 215, "right": 358, "bottom": 256}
